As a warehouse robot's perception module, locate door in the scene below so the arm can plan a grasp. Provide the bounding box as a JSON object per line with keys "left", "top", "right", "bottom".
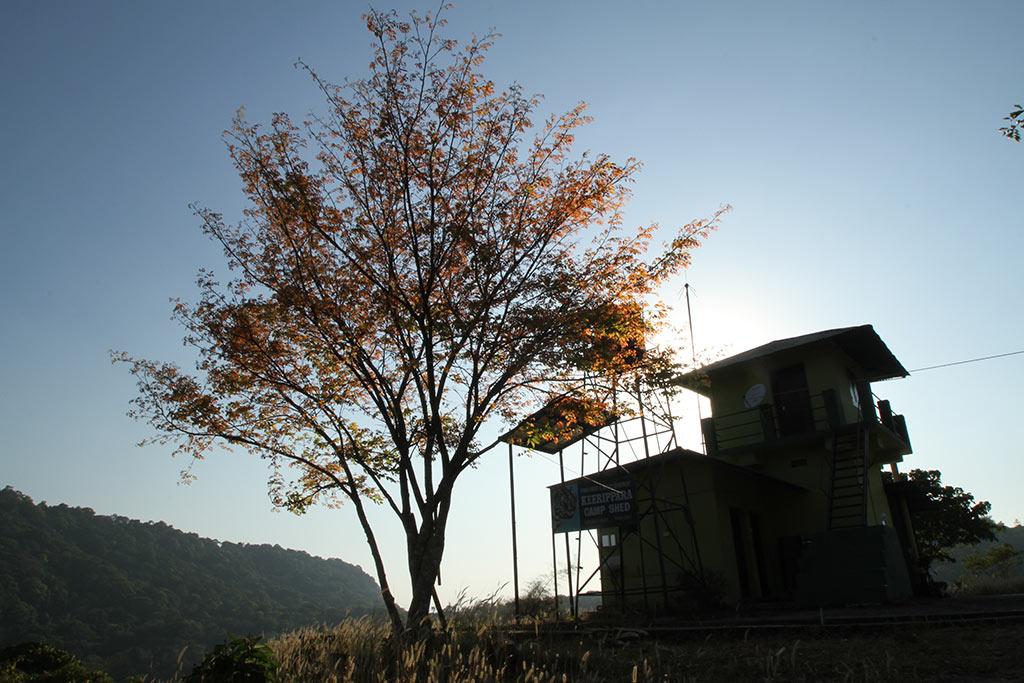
{"left": 771, "top": 363, "right": 814, "bottom": 437}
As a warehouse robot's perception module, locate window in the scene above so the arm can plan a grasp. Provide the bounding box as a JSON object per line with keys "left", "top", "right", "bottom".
{"left": 600, "top": 532, "right": 617, "bottom": 548}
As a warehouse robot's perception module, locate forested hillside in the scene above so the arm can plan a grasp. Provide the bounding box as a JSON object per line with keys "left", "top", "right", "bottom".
{"left": 931, "top": 524, "right": 1024, "bottom": 584}
{"left": 0, "top": 486, "right": 381, "bottom": 679}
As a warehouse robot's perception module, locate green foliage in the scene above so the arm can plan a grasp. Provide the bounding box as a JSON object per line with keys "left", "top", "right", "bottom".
{"left": 963, "top": 543, "right": 1023, "bottom": 580}
{"left": 0, "top": 487, "right": 382, "bottom": 680}
{"left": 886, "top": 469, "right": 997, "bottom": 573}
{"left": 0, "top": 642, "right": 111, "bottom": 683}
{"left": 929, "top": 524, "right": 1024, "bottom": 590}
{"left": 186, "top": 636, "right": 279, "bottom": 682}
{"left": 1000, "top": 103, "right": 1023, "bottom": 142}
{"left": 518, "top": 578, "right": 556, "bottom": 619}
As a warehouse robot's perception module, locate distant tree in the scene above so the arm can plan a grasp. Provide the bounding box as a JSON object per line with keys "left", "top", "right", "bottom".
{"left": 117, "top": 7, "right": 725, "bottom": 636}
{"left": 889, "top": 469, "right": 998, "bottom": 574}
{"left": 963, "top": 543, "right": 1023, "bottom": 581}
{"left": 999, "top": 103, "right": 1023, "bottom": 142}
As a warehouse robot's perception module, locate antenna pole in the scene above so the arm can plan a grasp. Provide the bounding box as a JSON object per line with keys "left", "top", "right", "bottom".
{"left": 684, "top": 282, "right": 706, "bottom": 453}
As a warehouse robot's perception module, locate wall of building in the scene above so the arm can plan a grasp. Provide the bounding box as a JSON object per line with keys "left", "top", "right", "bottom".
{"left": 598, "top": 457, "right": 819, "bottom": 607}
{"left": 865, "top": 465, "right": 894, "bottom": 526}
{"left": 708, "top": 345, "right": 863, "bottom": 428}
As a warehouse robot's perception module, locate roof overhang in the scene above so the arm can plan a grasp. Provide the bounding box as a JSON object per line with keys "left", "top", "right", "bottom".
{"left": 674, "top": 324, "right": 908, "bottom": 396}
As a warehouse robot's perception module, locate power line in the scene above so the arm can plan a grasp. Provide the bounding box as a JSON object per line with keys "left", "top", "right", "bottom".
{"left": 910, "top": 349, "right": 1024, "bottom": 373}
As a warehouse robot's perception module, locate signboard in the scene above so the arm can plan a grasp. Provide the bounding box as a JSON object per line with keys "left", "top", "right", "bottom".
{"left": 550, "top": 478, "right": 635, "bottom": 533}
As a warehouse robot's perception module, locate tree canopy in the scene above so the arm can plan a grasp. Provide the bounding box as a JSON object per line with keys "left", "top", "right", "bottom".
{"left": 887, "top": 469, "right": 998, "bottom": 573}
{"left": 119, "top": 6, "right": 725, "bottom": 633}
{"left": 1000, "top": 103, "right": 1023, "bottom": 142}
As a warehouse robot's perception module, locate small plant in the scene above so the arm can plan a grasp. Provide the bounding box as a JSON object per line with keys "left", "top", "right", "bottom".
{"left": 185, "top": 635, "right": 279, "bottom": 682}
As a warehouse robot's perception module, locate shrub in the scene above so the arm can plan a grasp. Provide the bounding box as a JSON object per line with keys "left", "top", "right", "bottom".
{"left": 0, "top": 642, "right": 112, "bottom": 683}
{"left": 185, "top": 635, "right": 279, "bottom": 682}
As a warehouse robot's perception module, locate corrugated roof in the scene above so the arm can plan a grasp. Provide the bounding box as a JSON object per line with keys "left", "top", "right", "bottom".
{"left": 552, "top": 447, "right": 807, "bottom": 492}
{"left": 674, "top": 324, "right": 908, "bottom": 395}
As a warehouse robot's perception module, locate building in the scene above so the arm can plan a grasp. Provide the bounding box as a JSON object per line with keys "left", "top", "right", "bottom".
{"left": 536, "top": 325, "right": 921, "bottom": 612}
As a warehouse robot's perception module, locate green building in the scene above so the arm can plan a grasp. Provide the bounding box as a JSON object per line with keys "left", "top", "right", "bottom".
{"left": 545, "top": 325, "right": 920, "bottom": 611}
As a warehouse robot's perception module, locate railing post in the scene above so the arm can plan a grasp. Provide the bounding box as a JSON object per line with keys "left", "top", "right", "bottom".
{"left": 759, "top": 404, "right": 777, "bottom": 442}
{"left": 822, "top": 388, "right": 842, "bottom": 428}
{"left": 701, "top": 417, "right": 718, "bottom": 456}
{"left": 894, "top": 414, "right": 912, "bottom": 453}
{"left": 877, "top": 399, "right": 894, "bottom": 430}
{"left": 856, "top": 382, "right": 876, "bottom": 423}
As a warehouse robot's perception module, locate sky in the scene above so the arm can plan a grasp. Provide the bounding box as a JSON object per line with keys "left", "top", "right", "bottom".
{"left": 1, "top": 0, "right": 1022, "bottom": 608}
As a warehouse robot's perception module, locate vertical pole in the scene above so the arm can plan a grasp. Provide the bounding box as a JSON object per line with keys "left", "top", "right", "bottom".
{"left": 684, "top": 282, "right": 706, "bottom": 454}
{"left": 637, "top": 508, "right": 651, "bottom": 612}
{"left": 617, "top": 525, "right": 627, "bottom": 607}
{"left": 508, "top": 442, "right": 521, "bottom": 622}
{"left": 612, "top": 385, "right": 620, "bottom": 467}
{"left": 664, "top": 389, "right": 679, "bottom": 451}
{"left": 647, "top": 482, "right": 671, "bottom": 610}
{"left": 679, "top": 470, "right": 705, "bottom": 579}
{"left": 637, "top": 378, "right": 670, "bottom": 610}
{"left": 575, "top": 441, "right": 585, "bottom": 620}
{"left": 637, "top": 378, "right": 651, "bottom": 462}
{"left": 551, "top": 532, "right": 560, "bottom": 622}
{"left": 862, "top": 426, "right": 871, "bottom": 526}
{"left": 557, "top": 449, "right": 576, "bottom": 620}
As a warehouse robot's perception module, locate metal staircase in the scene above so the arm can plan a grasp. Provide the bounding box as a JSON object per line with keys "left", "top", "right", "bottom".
{"left": 827, "top": 427, "right": 869, "bottom": 529}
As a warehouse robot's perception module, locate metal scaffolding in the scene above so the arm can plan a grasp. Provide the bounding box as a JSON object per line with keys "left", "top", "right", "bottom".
{"left": 502, "top": 379, "right": 708, "bottom": 622}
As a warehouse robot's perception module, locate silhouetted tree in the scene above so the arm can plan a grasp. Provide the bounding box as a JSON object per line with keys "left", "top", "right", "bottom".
{"left": 888, "top": 469, "right": 998, "bottom": 574}
{"left": 117, "top": 6, "right": 725, "bottom": 635}
{"left": 999, "top": 103, "right": 1023, "bottom": 141}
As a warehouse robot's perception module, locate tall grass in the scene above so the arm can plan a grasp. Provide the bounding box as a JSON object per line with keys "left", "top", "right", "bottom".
{"left": 952, "top": 574, "right": 1024, "bottom": 596}
{"left": 265, "top": 614, "right": 1024, "bottom": 682}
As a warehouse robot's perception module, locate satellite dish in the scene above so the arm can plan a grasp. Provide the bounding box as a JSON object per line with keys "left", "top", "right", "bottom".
{"left": 743, "top": 384, "right": 767, "bottom": 408}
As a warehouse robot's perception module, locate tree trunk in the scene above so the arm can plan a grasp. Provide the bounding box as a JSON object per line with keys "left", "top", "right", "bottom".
{"left": 345, "top": 480, "right": 405, "bottom": 635}
{"left": 404, "top": 520, "right": 448, "bottom": 633}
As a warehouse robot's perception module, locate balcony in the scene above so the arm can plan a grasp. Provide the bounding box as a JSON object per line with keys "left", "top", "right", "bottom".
{"left": 701, "top": 384, "right": 912, "bottom": 459}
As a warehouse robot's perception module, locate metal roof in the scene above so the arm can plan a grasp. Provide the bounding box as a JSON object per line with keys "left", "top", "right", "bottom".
{"left": 552, "top": 447, "right": 807, "bottom": 492}
{"left": 498, "top": 394, "right": 618, "bottom": 454}
{"left": 674, "top": 324, "right": 908, "bottom": 395}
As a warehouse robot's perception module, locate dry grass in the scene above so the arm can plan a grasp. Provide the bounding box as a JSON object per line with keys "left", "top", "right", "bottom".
{"left": 952, "top": 575, "right": 1024, "bottom": 596}
{"left": 266, "top": 615, "right": 1024, "bottom": 682}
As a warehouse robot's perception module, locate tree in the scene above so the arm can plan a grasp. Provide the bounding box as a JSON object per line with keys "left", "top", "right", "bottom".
{"left": 117, "top": 7, "right": 725, "bottom": 635}
{"left": 887, "top": 469, "right": 998, "bottom": 574}
{"left": 963, "top": 543, "right": 1023, "bottom": 581}
{"left": 1000, "top": 103, "right": 1023, "bottom": 142}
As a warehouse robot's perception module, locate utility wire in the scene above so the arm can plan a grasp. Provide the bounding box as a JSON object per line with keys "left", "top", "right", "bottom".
{"left": 910, "top": 349, "right": 1024, "bottom": 373}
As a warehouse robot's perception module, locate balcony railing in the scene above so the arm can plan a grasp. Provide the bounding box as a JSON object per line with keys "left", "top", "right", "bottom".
{"left": 701, "top": 384, "right": 911, "bottom": 456}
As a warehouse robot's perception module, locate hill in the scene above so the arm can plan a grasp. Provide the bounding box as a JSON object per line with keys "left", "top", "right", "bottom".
{"left": 0, "top": 486, "right": 382, "bottom": 679}
{"left": 930, "top": 524, "right": 1024, "bottom": 584}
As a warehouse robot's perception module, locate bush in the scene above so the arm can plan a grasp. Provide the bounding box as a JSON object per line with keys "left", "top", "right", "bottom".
{"left": 0, "top": 642, "right": 112, "bottom": 683}
{"left": 185, "top": 635, "right": 279, "bottom": 682}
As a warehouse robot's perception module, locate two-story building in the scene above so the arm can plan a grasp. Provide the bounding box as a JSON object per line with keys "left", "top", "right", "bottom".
{"left": 552, "top": 325, "right": 920, "bottom": 610}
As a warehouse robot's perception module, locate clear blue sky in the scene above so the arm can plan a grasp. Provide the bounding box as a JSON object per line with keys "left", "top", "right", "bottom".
{"left": 1, "top": 0, "right": 1021, "bottom": 606}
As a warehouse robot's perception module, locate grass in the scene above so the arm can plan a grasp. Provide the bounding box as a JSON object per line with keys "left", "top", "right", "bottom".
{"left": 952, "top": 574, "right": 1024, "bottom": 596}
{"left": 266, "top": 616, "right": 1024, "bottom": 682}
